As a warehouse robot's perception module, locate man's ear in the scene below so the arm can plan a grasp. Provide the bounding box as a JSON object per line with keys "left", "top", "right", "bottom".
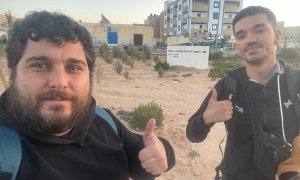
{"left": 274, "top": 30, "right": 281, "bottom": 46}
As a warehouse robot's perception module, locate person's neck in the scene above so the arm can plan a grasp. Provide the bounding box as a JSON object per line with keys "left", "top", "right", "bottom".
{"left": 246, "top": 57, "right": 277, "bottom": 84}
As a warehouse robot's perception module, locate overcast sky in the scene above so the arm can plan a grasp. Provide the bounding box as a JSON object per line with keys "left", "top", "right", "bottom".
{"left": 0, "top": 0, "right": 299, "bottom": 26}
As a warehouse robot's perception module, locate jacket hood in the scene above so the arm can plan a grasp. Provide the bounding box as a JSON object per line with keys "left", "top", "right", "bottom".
{"left": 0, "top": 90, "right": 96, "bottom": 146}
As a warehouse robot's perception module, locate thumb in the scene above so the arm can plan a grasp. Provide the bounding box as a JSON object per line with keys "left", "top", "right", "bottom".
{"left": 143, "top": 119, "right": 156, "bottom": 146}
{"left": 209, "top": 87, "right": 218, "bottom": 103}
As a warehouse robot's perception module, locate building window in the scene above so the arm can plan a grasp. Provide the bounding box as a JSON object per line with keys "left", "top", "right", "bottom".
{"left": 179, "top": 4, "right": 181, "bottom": 10}
{"left": 170, "top": 18, "right": 173, "bottom": 23}
{"left": 178, "top": 15, "right": 181, "bottom": 20}
{"left": 213, "top": 13, "right": 219, "bottom": 19}
{"left": 214, "top": 1, "right": 220, "bottom": 8}
{"left": 178, "top": 25, "right": 181, "bottom": 31}
{"left": 197, "top": 13, "right": 201, "bottom": 17}
{"left": 170, "top": 27, "right": 173, "bottom": 32}
{"left": 212, "top": 24, "right": 218, "bottom": 30}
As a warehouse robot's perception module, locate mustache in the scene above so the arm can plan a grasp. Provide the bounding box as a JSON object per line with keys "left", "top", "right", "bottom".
{"left": 37, "top": 90, "right": 77, "bottom": 101}
{"left": 244, "top": 42, "right": 263, "bottom": 52}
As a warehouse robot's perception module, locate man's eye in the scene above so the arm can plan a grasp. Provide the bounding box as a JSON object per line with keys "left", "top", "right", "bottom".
{"left": 31, "top": 63, "right": 48, "bottom": 69}
{"left": 68, "top": 65, "right": 83, "bottom": 72}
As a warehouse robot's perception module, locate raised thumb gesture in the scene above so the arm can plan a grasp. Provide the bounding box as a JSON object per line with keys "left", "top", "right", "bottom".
{"left": 138, "top": 119, "right": 168, "bottom": 175}
{"left": 203, "top": 87, "right": 233, "bottom": 124}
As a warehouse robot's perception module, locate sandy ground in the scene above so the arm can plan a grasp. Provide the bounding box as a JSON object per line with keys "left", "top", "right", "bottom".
{"left": 0, "top": 56, "right": 226, "bottom": 180}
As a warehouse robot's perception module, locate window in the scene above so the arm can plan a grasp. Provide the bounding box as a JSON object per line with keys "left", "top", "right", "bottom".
{"left": 213, "top": 13, "right": 219, "bottom": 19}
{"left": 212, "top": 24, "right": 218, "bottom": 30}
{"left": 214, "top": 1, "right": 220, "bottom": 8}
{"left": 178, "top": 15, "right": 181, "bottom": 20}
{"left": 178, "top": 25, "right": 181, "bottom": 31}
{"left": 179, "top": 4, "right": 181, "bottom": 10}
{"left": 170, "top": 18, "right": 173, "bottom": 23}
{"left": 170, "top": 27, "right": 173, "bottom": 32}
{"left": 197, "top": 13, "right": 201, "bottom": 17}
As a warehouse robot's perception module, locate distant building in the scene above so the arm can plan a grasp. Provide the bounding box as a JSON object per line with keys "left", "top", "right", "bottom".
{"left": 281, "top": 26, "right": 300, "bottom": 49}
{"left": 163, "top": 0, "right": 243, "bottom": 38}
{"left": 80, "top": 15, "right": 155, "bottom": 47}
{"left": 144, "top": 14, "right": 160, "bottom": 39}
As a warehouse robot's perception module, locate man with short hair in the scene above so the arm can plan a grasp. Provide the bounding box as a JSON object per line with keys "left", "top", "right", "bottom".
{"left": 0, "top": 11, "right": 175, "bottom": 180}
{"left": 186, "top": 6, "right": 299, "bottom": 179}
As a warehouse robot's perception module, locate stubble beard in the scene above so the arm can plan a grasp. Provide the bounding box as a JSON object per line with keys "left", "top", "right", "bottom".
{"left": 7, "top": 82, "right": 92, "bottom": 135}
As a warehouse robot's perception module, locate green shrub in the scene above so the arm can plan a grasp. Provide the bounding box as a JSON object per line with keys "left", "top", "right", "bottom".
{"left": 102, "top": 52, "right": 113, "bottom": 64}
{"left": 278, "top": 48, "right": 300, "bottom": 68}
{"left": 278, "top": 48, "right": 300, "bottom": 61}
{"left": 154, "top": 56, "right": 160, "bottom": 62}
{"left": 209, "top": 51, "right": 223, "bottom": 61}
{"left": 142, "top": 45, "right": 151, "bottom": 60}
{"left": 113, "top": 61, "right": 123, "bottom": 74}
{"left": 154, "top": 60, "right": 169, "bottom": 71}
{"left": 157, "top": 67, "right": 165, "bottom": 78}
{"left": 121, "top": 52, "right": 134, "bottom": 68}
{"left": 131, "top": 101, "right": 163, "bottom": 130}
{"left": 99, "top": 43, "right": 109, "bottom": 55}
{"left": 112, "top": 46, "right": 122, "bottom": 58}
{"left": 123, "top": 70, "right": 129, "bottom": 79}
{"left": 208, "top": 58, "right": 244, "bottom": 80}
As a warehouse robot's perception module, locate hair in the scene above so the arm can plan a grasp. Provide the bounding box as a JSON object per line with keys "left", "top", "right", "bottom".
{"left": 232, "top": 6, "right": 277, "bottom": 34}
{"left": 6, "top": 11, "right": 95, "bottom": 78}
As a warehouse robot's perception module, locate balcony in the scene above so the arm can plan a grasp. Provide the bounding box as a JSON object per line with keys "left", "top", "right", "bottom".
{"left": 223, "top": 17, "right": 233, "bottom": 24}
{"left": 224, "top": 5, "right": 240, "bottom": 12}
{"left": 192, "top": 17, "right": 207, "bottom": 23}
{"left": 225, "top": 0, "right": 240, "bottom": 2}
{"left": 192, "top": 3, "right": 208, "bottom": 11}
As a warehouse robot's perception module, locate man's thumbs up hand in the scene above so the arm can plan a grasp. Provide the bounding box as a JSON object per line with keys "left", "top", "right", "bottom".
{"left": 139, "top": 119, "right": 168, "bottom": 175}
{"left": 203, "top": 87, "right": 233, "bottom": 125}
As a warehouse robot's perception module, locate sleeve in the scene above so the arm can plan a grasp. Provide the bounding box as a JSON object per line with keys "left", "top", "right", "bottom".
{"left": 186, "top": 79, "right": 225, "bottom": 143}
{"left": 105, "top": 109, "right": 175, "bottom": 180}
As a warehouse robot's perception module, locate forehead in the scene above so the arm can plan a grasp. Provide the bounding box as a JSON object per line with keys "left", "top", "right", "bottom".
{"left": 234, "top": 13, "right": 271, "bottom": 33}
{"left": 20, "top": 39, "right": 86, "bottom": 63}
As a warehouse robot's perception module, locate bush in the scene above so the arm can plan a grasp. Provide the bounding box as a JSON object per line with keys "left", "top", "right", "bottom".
{"left": 154, "top": 60, "right": 169, "bottom": 71}
{"left": 157, "top": 67, "right": 165, "bottom": 78}
{"left": 99, "top": 43, "right": 109, "bottom": 55}
{"left": 102, "top": 53, "right": 113, "bottom": 64}
{"left": 130, "top": 101, "right": 163, "bottom": 130}
{"left": 123, "top": 70, "right": 129, "bottom": 79}
{"left": 121, "top": 52, "right": 134, "bottom": 68}
{"left": 278, "top": 48, "right": 300, "bottom": 68}
{"left": 208, "top": 58, "right": 244, "bottom": 80}
{"left": 113, "top": 61, "right": 123, "bottom": 74}
{"left": 209, "top": 51, "right": 223, "bottom": 61}
{"left": 112, "top": 46, "right": 122, "bottom": 58}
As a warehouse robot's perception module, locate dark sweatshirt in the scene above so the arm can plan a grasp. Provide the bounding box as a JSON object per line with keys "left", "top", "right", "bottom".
{"left": 186, "top": 62, "right": 299, "bottom": 180}
{"left": 0, "top": 91, "right": 175, "bottom": 180}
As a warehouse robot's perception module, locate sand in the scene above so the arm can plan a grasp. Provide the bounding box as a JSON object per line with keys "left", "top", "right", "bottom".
{"left": 0, "top": 56, "right": 226, "bottom": 180}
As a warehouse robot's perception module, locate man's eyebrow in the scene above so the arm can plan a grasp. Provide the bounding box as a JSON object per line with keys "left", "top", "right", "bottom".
{"left": 25, "top": 56, "right": 50, "bottom": 63}
{"left": 67, "top": 58, "right": 87, "bottom": 66}
{"left": 25, "top": 56, "right": 87, "bottom": 66}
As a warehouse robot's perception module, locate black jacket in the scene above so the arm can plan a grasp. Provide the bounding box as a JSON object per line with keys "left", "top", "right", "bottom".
{"left": 186, "top": 62, "right": 299, "bottom": 180}
{"left": 0, "top": 91, "right": 175, "bottom": 180}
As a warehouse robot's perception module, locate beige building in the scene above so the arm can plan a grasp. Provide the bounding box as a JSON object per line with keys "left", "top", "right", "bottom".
{"left": 81, "top": 17, "right": 155, "bottom": 47}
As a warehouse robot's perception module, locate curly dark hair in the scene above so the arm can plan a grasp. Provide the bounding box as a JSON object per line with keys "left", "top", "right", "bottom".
{"left": 6, "top": 11, "right": 95, "bottom": 78}
{"left": 232, "top": 6, "right": 277, "bottom": 35}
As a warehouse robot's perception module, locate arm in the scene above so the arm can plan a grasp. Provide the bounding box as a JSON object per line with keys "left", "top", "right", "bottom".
{"left": 186, "top": 79, "right": 233, "bottom": 143}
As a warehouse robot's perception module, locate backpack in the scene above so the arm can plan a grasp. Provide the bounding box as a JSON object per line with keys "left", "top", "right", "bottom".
{"left": 220, "top": 67, "right": 300, "bottom": 179}
{"left": 0, "top": 106, "right": 117, "bottom": 180}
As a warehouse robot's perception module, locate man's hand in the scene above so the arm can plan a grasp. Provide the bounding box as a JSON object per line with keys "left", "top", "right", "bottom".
{"left": 138, "top": 119, "right": 168, "bottom": 175}
{"left": 203, "top": 87, "right": 233, "bottom": 125}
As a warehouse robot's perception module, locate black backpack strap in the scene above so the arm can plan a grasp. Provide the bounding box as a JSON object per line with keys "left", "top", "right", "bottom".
{"left": 286, "top": 68, "right": 300, "bottom": 122}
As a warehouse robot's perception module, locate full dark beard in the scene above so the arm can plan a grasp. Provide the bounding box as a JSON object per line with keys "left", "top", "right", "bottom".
{"left": 7, "top": 83, "right": 91, "bottom": 135}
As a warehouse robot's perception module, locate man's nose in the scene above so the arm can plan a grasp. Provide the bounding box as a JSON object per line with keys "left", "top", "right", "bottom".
{"left": 246, "top": 32, "right": 257, "bottom": 43}
{"left": 48, "top": 67, "right": 68, "bottom": 90}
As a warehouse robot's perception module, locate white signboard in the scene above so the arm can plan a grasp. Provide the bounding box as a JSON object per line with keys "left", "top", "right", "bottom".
{"left": 167, "top": 46, "right": 209, "bottom": 69}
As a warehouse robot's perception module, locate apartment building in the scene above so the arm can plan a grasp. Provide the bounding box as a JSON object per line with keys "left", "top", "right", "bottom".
{"left": 163, "top": 0, "right": 242, "bottom": 38}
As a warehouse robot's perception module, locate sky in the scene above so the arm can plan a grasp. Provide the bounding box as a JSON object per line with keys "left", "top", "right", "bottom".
{"left": 0, "top": 0, "right": 299, "bottom": 27}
